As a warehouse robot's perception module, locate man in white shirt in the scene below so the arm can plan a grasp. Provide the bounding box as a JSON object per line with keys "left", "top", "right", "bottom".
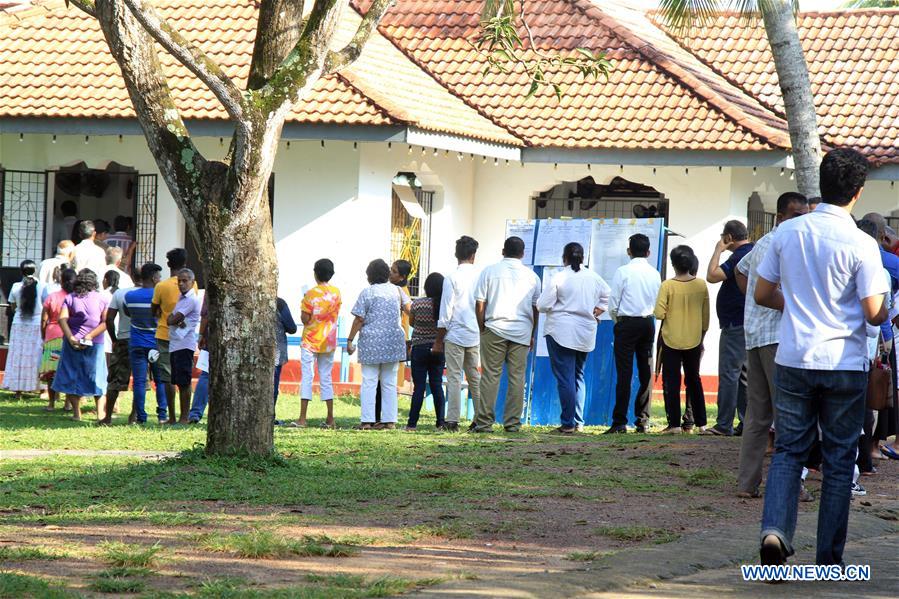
{"left": 433, "top": 235, "right": 481, "bottom": 433}
{"left": 71, "top": 220, "right": 107, "bottom": 278}
{"left": 473, "top": 236, "right": 541, "bottom": 433}
{"left": 38, "top": 240, "right": 74, "bottom": 286}
{"left": 734, "top": 192, "right": 808, "bottom": 498}
{"left": 606, "top": 234, "right": 661, "bottom": 434}
{"left": 103, "top": 246, "right": 134, "bottom": 289}
{"left": 755, "top": 148, "right": 888, "bottom": 570}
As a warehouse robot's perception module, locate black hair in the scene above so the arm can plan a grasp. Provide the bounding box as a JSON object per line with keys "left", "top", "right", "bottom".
{"left": 77, "top": 219, "right": 95, "bottom": 241}
{"left": 670, "top": 245, "right": 696, "bottom": 275}
{"left": 60, "top": 268, "right": 77, "bottom": 294}
{"left": 103, "top": 269, "right": 120, "bottom": 292}
{"left": 139, "top": 262, "right": 163, "bottom": 282}
{"left": 502, "top": 236, "right": 525, "bottom": 258}
{"left": 563, "top": 242, "right": 584, "bottom": 272}
{"left": 94, "top": 219, "right": 110, "bottom": 235}
{"left": 113, "top": 215, "right": 129, "bottom": 231}
{"left": 51, "top": 265, "right": 62, "bottom": 285}
{"left": 61, "top": 200, "right": 78, "bottom": 217}
{"left": 455, "top": 235, "right": 479, "bottom": 261}
{"left": 73, "top": 269, "right": 99, "bottom": 297}
{"left": 689, "top": 255, "right": 699, "bottom": 276}
{"left": 366, "top": 259, "right": 391, "bottom": 285}
{"left": 776, "top": 192, "right": 807, "bottom": 215}
{"left": 313, "top": 258, "right": 335, "bottom": 283}
{"left": 806, "top": 196, "right": 821, "bottom": 208}
{"left": 166, "top": 247, "right": 188, "bottom": 270}
{"left": 628, "top": 234, "right": 650, "bottom": 257}
{"left": 71, "top": 219, "right": 83, "bottom": 243}
{"left": 423, "top": 272, "right": 445, "bottom": 321}
{"left": 392, "top": 259, "right": 412, "bottom": 287}
{"left": 857, "top": 218, "right": 878, "bottom": 241}
{"left": 820, "top": 148, "right": 869, "bottom": 207}
{"left": 18, "top": 260, "right": 38, "bottom": 315}
{"left": 722, "top": 220, "right": 749, "bottom": 241}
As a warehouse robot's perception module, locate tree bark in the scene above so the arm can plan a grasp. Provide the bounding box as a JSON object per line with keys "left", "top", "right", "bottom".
{"left": 761, "top": 0, "right": 822, "bottom": 197}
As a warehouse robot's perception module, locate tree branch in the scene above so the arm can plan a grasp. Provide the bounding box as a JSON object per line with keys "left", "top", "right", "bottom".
{"left": 92, "top": 0, "right": 209, "bottom": 218}
{"left": 120, "top": 0, "right": 248, "bottom": 122}
{"left": 325, "top": 0, "right": 395, "bottom": 73}
{"left": 66, "top": 0, "right": 97, "bottom": 17}
{"left": 247, "top": 0, "right": 306, "bottom": 90}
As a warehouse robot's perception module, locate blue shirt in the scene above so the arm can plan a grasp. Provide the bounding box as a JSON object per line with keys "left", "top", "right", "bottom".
{"left": 757, "top": 203, "right": 889, "bottom": 372}
{"left": 125, "top": 287, "right": 158, "bottom": 349}
{"left": 879, "top": 249, "right": 899, "bottom": 341}
{"left": 716, "top": 243, "right": 753, "bottom": 328}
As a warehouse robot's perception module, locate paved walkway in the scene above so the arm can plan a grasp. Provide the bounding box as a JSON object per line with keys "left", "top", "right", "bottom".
{"left": 413, "top": 501, "right": 899, "bottom": 598}
{"left": 0, "top": 449, "right": 178, "bottom": 460}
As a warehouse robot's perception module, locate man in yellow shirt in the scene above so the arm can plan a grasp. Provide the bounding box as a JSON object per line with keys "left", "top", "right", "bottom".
{"left": 152, "top": 248, "right": 196, "bottom": 424}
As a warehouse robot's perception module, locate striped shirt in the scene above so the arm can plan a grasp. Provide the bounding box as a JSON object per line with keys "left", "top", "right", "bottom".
{"left": 736, "top": 230, "right": 781, "bottom": 350}
{"left": 124, "top": 286, "right": 157, "bottom": 348}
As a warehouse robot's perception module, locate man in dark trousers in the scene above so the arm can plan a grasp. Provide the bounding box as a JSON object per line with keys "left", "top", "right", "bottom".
{"left": 704, "top": 220, "right": 753, "bottom": 436}
{"left": 606, "top": 234, "right": 661, "bottom": 433}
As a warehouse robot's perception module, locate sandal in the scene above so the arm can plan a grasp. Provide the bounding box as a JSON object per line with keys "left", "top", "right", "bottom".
{"left": 320, "top": 422, "right": 336, "bottom": 430}
{"left": 288, "top": 421, "right": 307, "bottom": 428}
{"left": 353, "top": 423, "right": 374, "bottom": 430}
{"left": 551, "top": 426, "right": 575, "bottom": 434}
{"left": 879, "top": 445, "right": 899, "bottom": 460}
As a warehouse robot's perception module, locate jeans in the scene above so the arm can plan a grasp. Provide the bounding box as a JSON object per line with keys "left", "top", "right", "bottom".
{"left": 546, "top": 335, "right": 587, "bottom": 429}
{"left": 129, "top": 346, "right": 168, "bottom": 423}
{"left": 188, "top": 371, "right": 209, "bottom": 422}
{"left": 612, "top": 317, "right": 655, "bottom": 428}
{"left": 761, "top": 365, "right": 867, "bottom": 565}
{"left": 361, "top": 362, "right": 399, "bottom": 423}
{"left": 716, "top": 325, "right": 748, "bottom": 433}
{"left": 407, "top": 344, "right": 446, "bottom": 428}
{"left": 273, "top": 363, "right": 283, "bottom": 407}
{"left": 660, "top": 342, "right": 706, "bottom": 429}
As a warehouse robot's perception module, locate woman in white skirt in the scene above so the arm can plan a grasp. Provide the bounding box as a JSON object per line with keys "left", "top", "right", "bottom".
{"left": 3, "top": 260, "right": 45, "bottom": 399}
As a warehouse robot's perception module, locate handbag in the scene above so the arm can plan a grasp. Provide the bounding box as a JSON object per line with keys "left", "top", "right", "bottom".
{"left": 867, "top": 334, "right": 894, "bottom": 411}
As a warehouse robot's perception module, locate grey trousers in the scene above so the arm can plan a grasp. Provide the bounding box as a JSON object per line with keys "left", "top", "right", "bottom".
{"left": 716, "top": 325, "right": 748, "bottom": 433}
{"left": 444, "top": 341, "right": 480, "bottom": 423}
{"left": 475, "top": 328, "right": 528, "bottom": 431}
{"left": 737, "top": 344, "right": 777, "bottom": 494}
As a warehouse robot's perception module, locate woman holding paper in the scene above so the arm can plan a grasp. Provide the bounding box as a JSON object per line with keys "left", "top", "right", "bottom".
{"left": 51, "top": 269, "right": 109, "bottom": 421}
{"left": 537, "top": 242, "right": 610, "bottom": 433}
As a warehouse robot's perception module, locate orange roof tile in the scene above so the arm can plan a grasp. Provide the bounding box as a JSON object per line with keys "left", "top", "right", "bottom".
{"left": 657, "top": 9, "right": 899, "bottom": 165}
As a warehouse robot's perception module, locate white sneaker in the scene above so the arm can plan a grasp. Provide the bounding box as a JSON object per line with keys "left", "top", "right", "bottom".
{"left": 850, "top": 482, "right": 866, "bottom": 497}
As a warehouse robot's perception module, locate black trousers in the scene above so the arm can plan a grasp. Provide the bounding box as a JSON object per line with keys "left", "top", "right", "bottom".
{"left": 612, "top": 316, "right": 655, "bottom": 428}
{"left": 660, "top": 343, "right": 706, "bottom": 429}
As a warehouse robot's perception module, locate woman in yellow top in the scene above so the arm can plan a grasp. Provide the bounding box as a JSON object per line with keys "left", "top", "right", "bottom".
{"left": 654, "top": 245, "right": 709, "bottom": 435}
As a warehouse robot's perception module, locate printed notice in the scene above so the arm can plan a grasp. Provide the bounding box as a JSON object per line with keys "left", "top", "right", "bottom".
{"left": 506, "top": 220, "right": 537, "bottom": 265}
{"left": 533, "top": 219, "right": 593, "bottom": 266}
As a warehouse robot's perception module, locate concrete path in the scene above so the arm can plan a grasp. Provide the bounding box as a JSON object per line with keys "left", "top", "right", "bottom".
{"left": 413, "top": 501, "right": 899, "bottom": 598}
{"left": 0, "top": 449, "right": 177, "bottom": 460}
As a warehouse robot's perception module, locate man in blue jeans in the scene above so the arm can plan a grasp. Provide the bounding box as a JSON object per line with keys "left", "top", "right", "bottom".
{"left": 123, "top": 262, "right": 167, "bottom": 424}
{"left": 755, "top": 148, "right": 888, "bottom": 568}
{"left": 705, "top": 220, "right": 753, "bottom": 436}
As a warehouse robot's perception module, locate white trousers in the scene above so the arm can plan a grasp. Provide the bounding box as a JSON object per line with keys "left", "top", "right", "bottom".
{"left": 301, "top": 348, "right": 335, "bottom": 400}
{"left": 360, "top": 362, "right": 399, "bottom": 423}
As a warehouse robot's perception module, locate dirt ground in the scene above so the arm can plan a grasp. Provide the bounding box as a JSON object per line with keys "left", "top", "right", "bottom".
{"left": 2, "top": 437, "right": 897, "bottom": 596}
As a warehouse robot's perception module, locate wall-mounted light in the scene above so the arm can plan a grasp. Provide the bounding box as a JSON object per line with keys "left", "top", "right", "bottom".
{"left": 780, "top": 168, "right": 785, "bottom": 176}
{"left": 118, "top": 134, "right": 123, "bottom": 144}
{"left": 387, "top": 142, "right": 392, "bottom": 152}
{"left": 51, "top": 135, "right": 57, "bottom": 144}
{"left": 18, "top": 133, "right": 23, "bottom": 142}
{"left": 752, "top": 167, "right": 757, "bottom": 176}
{"left": 320, "top": 139, "right": 326, "bottom": 149}
{"left": 84, "top": 135, "right": 90, "bottom": 145}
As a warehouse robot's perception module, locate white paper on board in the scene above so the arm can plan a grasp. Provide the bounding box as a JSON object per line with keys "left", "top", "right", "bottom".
{"left": 506, "top": 220, "right": 537, "bottom": 265}
{"left": 590, "top": 218, "right": 663, "bottom": 284}
{"left": 533, "top": 219, "right": 594, "bottom": 266}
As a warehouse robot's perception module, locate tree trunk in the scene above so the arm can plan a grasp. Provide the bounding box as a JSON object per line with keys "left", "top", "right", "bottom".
{"left": 761, "top": 0, "right": 821, "bottom": 197}
{"left": 200, "top": 162, "right": 279, "bottom": 455}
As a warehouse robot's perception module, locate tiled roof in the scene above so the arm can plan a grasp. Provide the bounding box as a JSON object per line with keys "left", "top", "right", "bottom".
{"left": 658, "top": 9, "right": 899, "bottom": 165}
{"left": 358, "top": 0, "right": 784, "bottom": 152}
{"left": 0, "top": 0, "right": 518, "bottom": 144}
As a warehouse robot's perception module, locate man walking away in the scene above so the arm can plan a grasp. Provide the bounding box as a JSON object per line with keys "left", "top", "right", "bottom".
{"left": 72, "top": 220, "right": 108, "bottom": 278}
{"left": 473, "top": 236, "right": 540, "bottom": 433}
{"left": 734, "top": 192, "right": 808, "bottom": 498}
{"left": 607, "top": 234, "right": 661, "bottom": 434}
{"left": 39, "top": 241, "right": 74, "bottom": 287}
{"left": 705, "top": 220, "right": 753, "bottom": 436}
{"left": 434, "top": 236, "right": 481, "bottom": 432}
{"left": 755, "top": 148, "right": 887, "bottom": 567}
{"left": 123, "top": 263, "right": 168, "bottom": 424}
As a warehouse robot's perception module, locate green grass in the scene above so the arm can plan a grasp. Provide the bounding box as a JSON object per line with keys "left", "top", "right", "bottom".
{"left": 0, "top": 545, "right": 68, "bottom": 561}
{"left": 0, "top": 572, "right": 75, "bottom": 598}
{"left": 197, "top": 529, "right": 359, "bottom": 559}
{"left": 97, "top": 541, "right": 164, "bottom": 568}
{"left": 89, "top": 575, "right": 146, "bottom": 594}
{"left": 564, "top": 550, "right": 612, "bottom": 562}
{"left": 593, "top": 525, "right": 680, "bottom": 544}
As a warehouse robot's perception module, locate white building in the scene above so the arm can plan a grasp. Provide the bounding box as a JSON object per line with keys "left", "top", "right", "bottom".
{"left": 1, "top": 0, "right": 897, "bottom": 380}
